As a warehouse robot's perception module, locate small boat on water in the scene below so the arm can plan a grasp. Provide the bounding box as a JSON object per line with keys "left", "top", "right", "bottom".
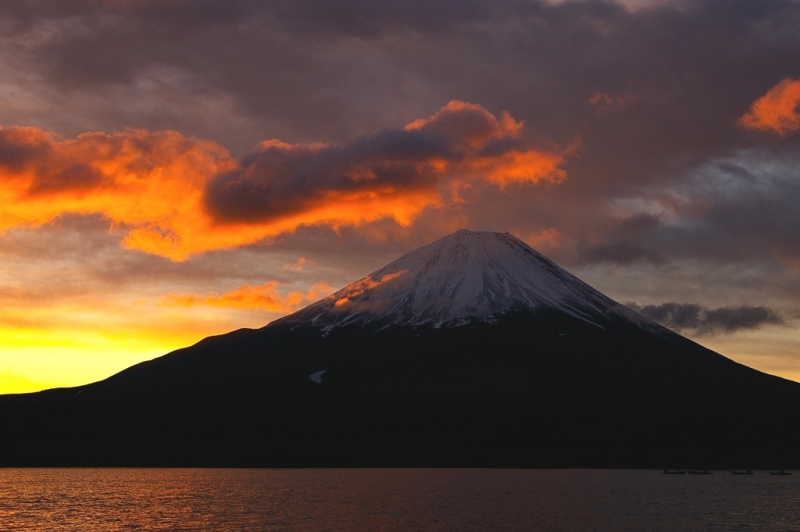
{"left": 663, "top": 469, "right": 686, "bottom": 475}
{"left": 770, "top": 470, "right": 793, "bottom": 476}
{"left": 688, "top": 469, "right": 712, "bottom": 475}
{"left": 732, "top": 469, "right": 754, "bottom": 475}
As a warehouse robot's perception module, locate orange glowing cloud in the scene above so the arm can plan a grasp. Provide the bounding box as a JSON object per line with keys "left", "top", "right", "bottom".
{"left": 164, "top": 281, "right": 334, "bottom": 312}
{"left": 479, "top": 149, "right": 568, "bottom": 188}
{"left": 0, "top": 102, "right": 571, "bottom": 260}
{"left": 404, "top": 100, "right": 572, "bottom": 187}
{"left": 739, "top": 78, "right": 800, "bottom": 136}
{"left": 522, "top": 228, "right": 561, "bottom": 247}
{"left": 0, "top": 126, "right": 233, "bottom": 260}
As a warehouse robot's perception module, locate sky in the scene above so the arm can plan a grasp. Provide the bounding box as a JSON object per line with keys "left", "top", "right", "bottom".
{"left": 1, "top": 0, "right": 799, "bottom": 393}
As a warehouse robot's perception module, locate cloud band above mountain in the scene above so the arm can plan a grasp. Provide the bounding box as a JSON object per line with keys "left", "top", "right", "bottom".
{"left": 0, "top": 102, "right": 571, "bottom": 260}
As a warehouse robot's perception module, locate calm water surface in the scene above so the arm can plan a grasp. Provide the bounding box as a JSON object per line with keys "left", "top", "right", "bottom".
{"left": 0, "top": 468, "right": 798, "bottom": 531}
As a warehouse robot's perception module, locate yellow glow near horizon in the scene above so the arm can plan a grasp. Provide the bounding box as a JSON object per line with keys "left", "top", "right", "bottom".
{"left": 698, "top": 328, "right": 800, "bottom": 384}
{"left": 0, "top": 323, "right": 207, "bottom": 394}
{"left": 0, "top": 297, "right": 280, "bottom": 394}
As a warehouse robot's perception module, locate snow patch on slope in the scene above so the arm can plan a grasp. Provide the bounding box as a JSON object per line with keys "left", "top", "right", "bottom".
{"left": 308, "top": 370, "right": 327, "bottom": 384}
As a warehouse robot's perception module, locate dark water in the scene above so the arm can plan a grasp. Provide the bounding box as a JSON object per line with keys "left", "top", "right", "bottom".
{"left": 1, "top": 468, "right": 798, "bottom": 531}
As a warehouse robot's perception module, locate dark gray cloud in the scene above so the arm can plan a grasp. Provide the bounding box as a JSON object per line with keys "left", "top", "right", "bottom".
{"left": 578, "top": 241, "right": 667, "bottom": 265}
{"left": 628, "top": 301, "right": 786, "bottom": 335}
{"left": 205, "top": 131, "right": 442, "bottom": 222}
{"left": 576, "top": 214, "right": 667, "bottom": 264}
{"left": 204, "top": 101, "right": 552, "bottom": 223}
{"left": 574, "top": 151, "right": 800, "bottom": 268}
{"left": 4, "top": 0, "right": 799, "bottom": 150}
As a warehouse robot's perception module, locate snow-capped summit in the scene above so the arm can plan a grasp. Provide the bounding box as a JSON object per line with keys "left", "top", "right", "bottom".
{"left": 274, "top": 229, "right": 623, "bottom": 330}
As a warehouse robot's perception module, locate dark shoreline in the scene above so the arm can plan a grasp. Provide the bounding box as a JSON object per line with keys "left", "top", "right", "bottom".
{"left": 2, "top": 407, "right": 799, "bottom": 469}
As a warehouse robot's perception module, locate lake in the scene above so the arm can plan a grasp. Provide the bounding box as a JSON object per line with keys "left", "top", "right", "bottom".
{"left": 0, "top": 468, "right": 798, "bottom": 530}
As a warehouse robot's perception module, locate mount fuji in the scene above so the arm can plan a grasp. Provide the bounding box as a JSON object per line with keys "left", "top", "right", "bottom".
{"left": 2, "top": 230, "right": 800, "bottom": 467}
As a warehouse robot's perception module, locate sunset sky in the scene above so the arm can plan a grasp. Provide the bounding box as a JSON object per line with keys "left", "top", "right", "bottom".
{"left": 1, "top": 0, "right": 799, "bottom": 393}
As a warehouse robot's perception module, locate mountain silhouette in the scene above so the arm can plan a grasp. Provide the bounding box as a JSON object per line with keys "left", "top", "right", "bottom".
{"left": 1, "top": 230, "right": 799, "bottom": 467}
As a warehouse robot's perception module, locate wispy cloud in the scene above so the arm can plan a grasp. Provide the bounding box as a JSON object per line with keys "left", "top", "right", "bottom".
{"left": 628, "top": 302, "right": 786, "bottom": 335}
{"left": 283, "top": 257, "right": 311, "bottom": 271}
{"left": 163, "top": 281, "right": 334, "bottom": 312}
